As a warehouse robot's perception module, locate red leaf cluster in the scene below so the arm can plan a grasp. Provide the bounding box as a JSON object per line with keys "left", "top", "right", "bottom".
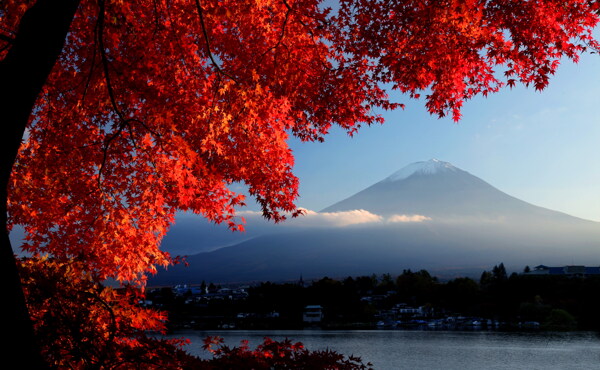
{"left": 335, "top": 0, "right": 600, "bottom": 121}
{"left": 200, "top": 335, "right": 372, "bottom": 369}
{"left": 18, "top": 257, "right": 193, "bottom": 368}
{"left": 18, "top": 257, "right": 372, "bottom": 368}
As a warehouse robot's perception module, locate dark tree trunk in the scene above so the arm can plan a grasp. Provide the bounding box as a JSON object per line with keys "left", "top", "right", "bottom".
{"left": 0, "top": 0, "right": 80, "bottom": 367}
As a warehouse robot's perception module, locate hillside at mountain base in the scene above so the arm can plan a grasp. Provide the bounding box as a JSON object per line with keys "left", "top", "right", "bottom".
{"left": 152, "top": 160, "right": 600, "bottom": 285}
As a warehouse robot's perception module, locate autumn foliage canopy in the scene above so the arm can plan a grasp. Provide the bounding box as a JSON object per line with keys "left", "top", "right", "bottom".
{"left": 1, "top": 0, "right": 599, "bottom": 367}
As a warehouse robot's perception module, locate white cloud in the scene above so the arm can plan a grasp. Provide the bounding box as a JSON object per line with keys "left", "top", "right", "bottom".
{"left": 238, "top": 209, "right": 430, "bottom": 228}
{"left": 294, "top": 208, "right": 382, "bottom": 227}
{"left": 164, "top": 209, "right": 433, "bottom": 255}
{"left": 387, "top": 214, "right": 431, "bottom": 223}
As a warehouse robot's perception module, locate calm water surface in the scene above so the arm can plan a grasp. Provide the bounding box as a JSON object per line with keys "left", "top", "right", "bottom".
{"left": 172, "top": 329, "right": 600, "bottom": 369}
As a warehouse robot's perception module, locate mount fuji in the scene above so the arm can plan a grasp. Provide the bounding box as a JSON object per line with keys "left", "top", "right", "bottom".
{"left": 322, "top": 159, "right": 582, "bottom": 223}
{"left": 152, "top": 160, "right": 600, "bottom": 285}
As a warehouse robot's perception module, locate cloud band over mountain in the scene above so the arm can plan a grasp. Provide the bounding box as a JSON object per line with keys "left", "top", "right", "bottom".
{"left": 238, "top": 209, "right": 431, "bottom": 228}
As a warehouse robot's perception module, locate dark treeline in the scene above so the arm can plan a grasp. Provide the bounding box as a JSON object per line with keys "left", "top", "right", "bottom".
{"left": 148, "top": 264, "right": 600, "bottom": 332}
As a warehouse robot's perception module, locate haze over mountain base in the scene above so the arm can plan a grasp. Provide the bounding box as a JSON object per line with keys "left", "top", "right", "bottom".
{"left": 152, "top": 160, "right": 600, "bottom": 285}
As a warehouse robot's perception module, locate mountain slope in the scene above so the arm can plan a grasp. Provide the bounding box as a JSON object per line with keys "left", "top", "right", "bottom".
{"left": 152, "top": 220, "right": 600, "bottom": 284}
{"left": 152, "top": 160, "right": 600, "bottom": 285}
{"left": 322, "top": 159, "right": 583, "bottom": 223}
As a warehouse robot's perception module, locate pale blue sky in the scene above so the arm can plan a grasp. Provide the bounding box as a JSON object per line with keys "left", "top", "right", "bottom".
{"left": 286, "top": 47, "right": 600, "bottom": 222}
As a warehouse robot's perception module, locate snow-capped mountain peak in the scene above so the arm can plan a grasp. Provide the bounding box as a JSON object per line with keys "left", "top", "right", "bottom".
{"left": 385, "top": 159, "right": 458, "bottom": 182}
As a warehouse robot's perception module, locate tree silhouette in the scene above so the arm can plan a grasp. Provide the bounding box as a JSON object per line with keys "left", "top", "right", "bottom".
{"left": 492, "top": 263, "right": 508, "bottom": 281}
{"left": 1, "top": 0, "right": 598, "bottom": 366}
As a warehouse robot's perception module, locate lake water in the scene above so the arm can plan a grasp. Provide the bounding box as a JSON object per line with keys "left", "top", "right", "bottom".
{"left": 171, "top": 329, "right": 600, "bottom": 369}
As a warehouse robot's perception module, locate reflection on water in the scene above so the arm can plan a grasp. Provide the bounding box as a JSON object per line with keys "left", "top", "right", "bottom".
{"left": 170, "top": 330, "right": 600, "bottom": 369}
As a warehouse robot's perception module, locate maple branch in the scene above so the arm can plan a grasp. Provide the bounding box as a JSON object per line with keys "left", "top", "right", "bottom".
{"left": 0, "top": 24, "right": 16, "bottom": 49}
{"left": 84, "top": 288, "right": 117, "bottom": 367}
{"left": 194, "top": 0, "right": 238, "bottom": 82}
{"left": 0, "top": 33, "right": 14, "bottom": 44}
{"left": 81, "top": 17, "right": 100, "bottom": 104}
{"left": 96, "top": 0, "right": 130, "bottom": 185}
{"left": 152, "top": 0, "right": 161, "bottom": 34}
{"left": 281, "top": 0, "right": 333, "bottom": 73}
{"left": 96, "top": 0, "right": 163, "bottom": 186}
{"left": 0, "top": 43, "right": 12, "bottom": 54}
{"left": 258, "top": 1, "right": 292, "bottom": 62}
{"left": 282, "top": 0, "right": 326, "bottom": 41}
{"left": 97, "top": 0, "right": 128, "bottom": 123}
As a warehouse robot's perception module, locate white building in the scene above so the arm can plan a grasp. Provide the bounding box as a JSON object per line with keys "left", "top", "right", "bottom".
{"left": 303, "top": 305, "right": 323, "bottom": 323}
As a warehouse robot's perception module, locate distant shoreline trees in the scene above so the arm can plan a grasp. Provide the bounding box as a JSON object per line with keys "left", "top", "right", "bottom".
{"left": 148, "top": 265, "right": 600, "bottom": 333}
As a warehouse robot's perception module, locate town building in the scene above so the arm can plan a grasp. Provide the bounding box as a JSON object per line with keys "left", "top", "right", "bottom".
{"left": 526, "top": 265, "right": 600, "bottom": 277}
{"left": 303, "top": 305, "right": 323, "bottom": 323}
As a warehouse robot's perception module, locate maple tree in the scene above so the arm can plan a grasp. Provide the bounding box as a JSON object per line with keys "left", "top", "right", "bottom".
{"left": 18, "top": 257, "right": 193, "bottom": 368}
{"left": 20, "top": 256, "right": 371, "bottom": 368}
{"left": 1, "top": 0, "right": 598, "bottom": 367}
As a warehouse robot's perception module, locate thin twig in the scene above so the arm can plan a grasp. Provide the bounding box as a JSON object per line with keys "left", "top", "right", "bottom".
{"left": 0, "top": 33, "right": 14, "bottom": 44}
{"left": 194, "top": 0, "right": 238, "bottom": 82}
{"left": 258, "top": 1, "right": 292, "bottom": 61}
